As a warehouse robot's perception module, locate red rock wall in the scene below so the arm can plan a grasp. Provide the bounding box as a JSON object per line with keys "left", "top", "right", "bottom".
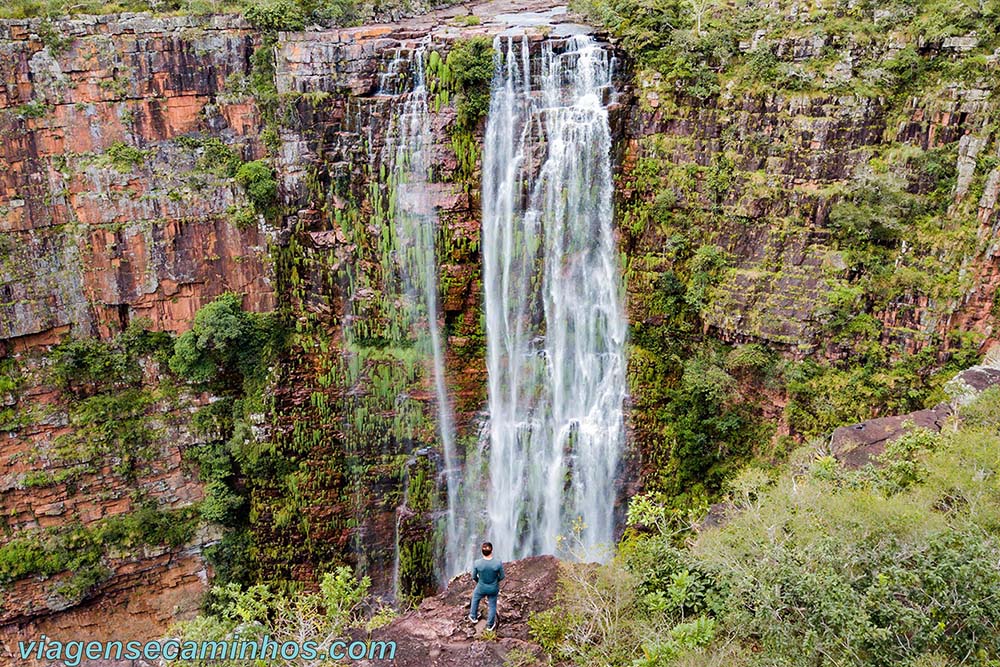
{"left": 0, "top": 15, "right": 273, "bottom": 349}
{"left": 0, "top": 14, "right": 273, "bottom": 651}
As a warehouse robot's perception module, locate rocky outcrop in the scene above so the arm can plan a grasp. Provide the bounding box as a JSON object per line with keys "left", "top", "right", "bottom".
{"left": 357, "top": 555, "right": 560, "bottom": 667}
{"left": 829, "top": 405, "right": 953, "bottom": 469}
{"left": 830, "top": 360, "right": 1000, "bottom": 467}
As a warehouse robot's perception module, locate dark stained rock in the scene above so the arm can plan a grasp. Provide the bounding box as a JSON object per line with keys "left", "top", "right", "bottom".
{"left": 830, "top": 361, "right": 1000, "bottom": 468}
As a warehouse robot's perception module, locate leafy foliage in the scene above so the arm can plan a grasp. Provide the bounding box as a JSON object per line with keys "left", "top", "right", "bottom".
{"left": 171, "top": 566, "right": 394, "bottom": 666}
{"left": 234, "top": 160, "right": 279, "bottom": 218}
{"left": 444, "top": 36, "right": 494, "bottom": 129}
{"left": 542, "top": 391, "right": 1000, "bottom": 666}
{"left": 243, "top": 0, "right": 305, "bottom": 30}
{"left": 50, "top": 324, "right": 171, "bottom": 397}
{"left": 169, "top": 292, "right": 277, "bottom": 391}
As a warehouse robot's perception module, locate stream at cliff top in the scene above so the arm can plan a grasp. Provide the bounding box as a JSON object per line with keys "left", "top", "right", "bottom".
{"left": 449, "top": 34, "right": 627, "bottom": 570}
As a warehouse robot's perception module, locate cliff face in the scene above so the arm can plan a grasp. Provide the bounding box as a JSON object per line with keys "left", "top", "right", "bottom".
{"left": 2, "top": 0, "right": 1000, "bottom": 649}
{"left": 0, "top": 13, "right": 274, "bottom": 648}
{"left": 0, "top": 15, "right": 273, "bottom": 346}
{"left": 620, "top": 76, "right": 1000, "bottom": 349}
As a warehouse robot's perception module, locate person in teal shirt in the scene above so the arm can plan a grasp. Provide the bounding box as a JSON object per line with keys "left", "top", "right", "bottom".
{"left": 468, "top": 541, "right": 505, "bottom": 631}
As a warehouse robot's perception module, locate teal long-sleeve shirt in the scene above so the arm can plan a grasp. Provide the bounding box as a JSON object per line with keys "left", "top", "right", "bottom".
{"left": 471, "top": 557, "right": 505, "bottom": 595}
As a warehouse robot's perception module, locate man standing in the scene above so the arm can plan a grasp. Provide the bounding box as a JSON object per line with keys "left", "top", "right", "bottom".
{"left": 469, "top": 541, "right": 505, "bottom": 631}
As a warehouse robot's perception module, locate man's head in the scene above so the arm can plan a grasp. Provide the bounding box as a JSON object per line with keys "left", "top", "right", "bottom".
{"left": 481, "top": 541, "right": 493, "bottom": 557}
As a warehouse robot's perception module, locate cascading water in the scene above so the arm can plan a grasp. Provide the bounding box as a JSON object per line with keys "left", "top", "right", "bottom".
{"left": 450, "top": 34, "right": 627, "bottom": 569}
{"left": 379, "top": 45, "right": 461, "bottom": 592}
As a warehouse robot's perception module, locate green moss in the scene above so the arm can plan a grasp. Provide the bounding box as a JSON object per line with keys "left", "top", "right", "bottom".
{"left": 53, "top": 388, "right": 160, "bottom": 478}
{"left": 11, "top": 100, "right": 51, "bottom": 119}
{"left": 0, "top": 503, "right": 200, "bottom": 587}
{"left": 249, "top": 38, "right": 281, "bottom": 154}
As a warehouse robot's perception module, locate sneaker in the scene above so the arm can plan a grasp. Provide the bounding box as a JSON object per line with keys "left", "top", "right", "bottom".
{"left": 486, "top": 622, "right": 497, "bottom": 632}
{"left": 467, "top": 616, "right": 478, "bottom": 625}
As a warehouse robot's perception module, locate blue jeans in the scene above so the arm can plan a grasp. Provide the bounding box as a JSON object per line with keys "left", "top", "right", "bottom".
{"left": 469, "top": 589, "right": 498, "bottom": 626}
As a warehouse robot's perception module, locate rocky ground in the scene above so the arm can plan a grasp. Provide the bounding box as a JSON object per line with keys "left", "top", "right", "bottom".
{"left": 356, "top": 555, "right": 560, "bottom": 667}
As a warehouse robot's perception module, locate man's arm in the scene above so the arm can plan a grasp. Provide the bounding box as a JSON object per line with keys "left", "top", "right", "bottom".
{"left": 471, "top": 563, "right": 479, "bottom": 582}
{"left": 498, "top": 562, "right": 505, "bottom": 582}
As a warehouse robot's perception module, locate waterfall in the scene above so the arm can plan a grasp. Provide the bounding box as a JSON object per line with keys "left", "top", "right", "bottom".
{"left": 451, "top": 34, "right": 627, "bottom": 568}
{"left": 380, "top": 45, "right": 461, "bottom": 592}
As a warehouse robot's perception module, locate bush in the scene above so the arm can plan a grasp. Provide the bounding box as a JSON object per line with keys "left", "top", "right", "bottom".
{"left": 544, "top": 416, "right": 1000, "bottom": 666}
{"left": 234, "top": 160, "right": 279, "bottom": 216}
{"left": 243, "top": 0, "right": 305, "bottom": 31}
{"left": 688, "top": 425, "right": 1000, "bottom": 665}
{"left": 50, "top": 337, "right": 138, "bottom": 395}
{"left": 50, "top": 324, "right": 172, "bottom": 397}
{"left": 171, "top": 565, "right": 393, "bottom": 664}
{"left": 169, "top": 293, "right": 275, "bottom": 390}
{"left": 445, "top": 37, "right": 494, "bottom": 130}
{"left": 0, "top": 505, "right": 198, "bottom": 586}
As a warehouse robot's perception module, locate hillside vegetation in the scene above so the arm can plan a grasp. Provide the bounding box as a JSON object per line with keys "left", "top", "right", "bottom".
{"left": 529, "top": 387, "right": 1000, "bottom": 666}
{"left": 0, "top": 0, "right": 451, "bottom": 23}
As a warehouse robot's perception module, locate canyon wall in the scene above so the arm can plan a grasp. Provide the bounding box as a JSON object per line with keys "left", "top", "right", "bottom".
{"left": 0, "top": 13, "right": 271, "bottom": 650}
{"left": 2, "top": 0, "right": 1000, "bottom": 651}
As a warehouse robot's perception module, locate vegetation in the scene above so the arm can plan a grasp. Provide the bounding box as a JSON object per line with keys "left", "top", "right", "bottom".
{"left": 0, "top": 0, "right": 416, "bottom": 22}
{"left": 234, "top": 160, "right": 279, "bottom": 218}
{"left": 0, "top": 503, "right": 199, "bottom": 603}
{"left": 532, "top": 387, "right": 1000, "bottom": 666}
{"left": 573, "top": 0, "right": 1000, "bottom": 98}
{"left": 168, "top": 566, "right": 395, "bottom": 666}
{"left": 51, "top": 323, "right": 171, "bottom": 397}
{"left": 426, "top": 37, "right": 495, "bottom": 184}
{"left": 167, "top": 293, "right": 283, "bottom": 584}
{"left": 169, "top": 292, "right": 278, "bottom": 391}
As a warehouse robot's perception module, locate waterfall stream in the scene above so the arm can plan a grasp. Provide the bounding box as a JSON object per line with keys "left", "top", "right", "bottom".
{"left": 379, "top": 46, "right": 461, "bottom": 592}
{"left": 450, "top": 34, "right": 627, "bottom": 569}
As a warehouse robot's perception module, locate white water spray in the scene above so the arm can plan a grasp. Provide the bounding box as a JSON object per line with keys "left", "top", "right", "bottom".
{"left": 380, "top": 46, "right": 461, "bottom": 590}
{"left": 451, "top": 34, "right": 627, "bottom": 569}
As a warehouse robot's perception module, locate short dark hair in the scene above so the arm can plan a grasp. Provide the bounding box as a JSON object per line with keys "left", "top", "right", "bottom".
{"left": 481, "top": 541, "right": 493, "bottom": 556}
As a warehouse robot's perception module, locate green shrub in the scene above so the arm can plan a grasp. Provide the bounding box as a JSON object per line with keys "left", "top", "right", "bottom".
{"left": 0, "top": 505, "right": 198, "bottom": 586}
{"left": 50, "top": 324, "right": 172, "bottom": 397}
{"left": 529, "top": 607, "right": 574, "bottom": 654}
{"left": 243, "top": 0, "right": 305, "bottom": 31}
{"left": 444, "top": 37, "right": 494, "bottom": 131}
{"left": 234, "top": 160, "right": 279, "bottom": 216}
{"left": 50, "top": 337, "right": 138, "bottom": 395}
{"left": 104, "top": 141, "right": 152, "bottom": 172}
{"left": 688, "top": 426, "right": 1000, "bottom": 665}
{"left": 169, "top": 292, "right": 276, "bottom": 390}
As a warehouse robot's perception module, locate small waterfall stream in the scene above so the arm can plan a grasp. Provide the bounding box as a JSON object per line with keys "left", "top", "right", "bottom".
{"left": 379, "top": 45, "right": 461, "bottom": 593}
{"left": 450, "top": 34, "right": 627, "bottom": 568}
